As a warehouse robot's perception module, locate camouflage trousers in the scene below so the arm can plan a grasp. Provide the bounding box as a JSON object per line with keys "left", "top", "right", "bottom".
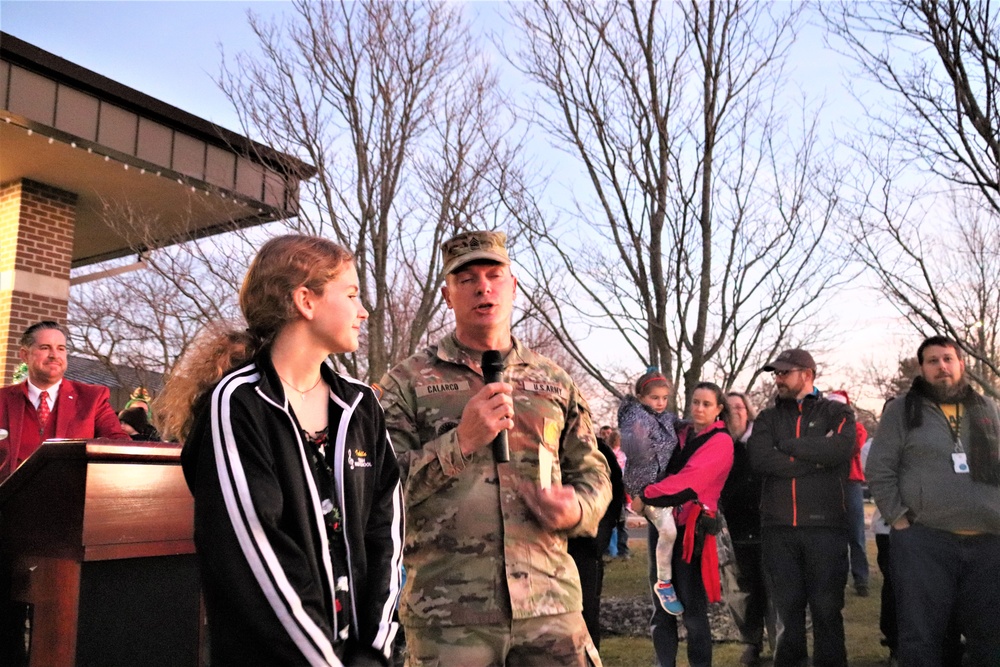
{"left": 403, "top": 611, "right": 603, "bottom": 667}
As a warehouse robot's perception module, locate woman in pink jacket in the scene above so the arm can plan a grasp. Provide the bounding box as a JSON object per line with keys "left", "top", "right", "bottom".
{"left": 640, "top": 381, "right": 735, "bottom": 667}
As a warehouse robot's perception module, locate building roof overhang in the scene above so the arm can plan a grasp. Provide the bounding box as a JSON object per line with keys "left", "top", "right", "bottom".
{"left": 0, "top": 31, "right": 317, "bottom": 268}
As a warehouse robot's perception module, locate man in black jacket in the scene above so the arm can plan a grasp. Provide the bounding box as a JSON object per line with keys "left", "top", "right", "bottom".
{"left": 748, "top": 349, "right": 855, "bottom": 667}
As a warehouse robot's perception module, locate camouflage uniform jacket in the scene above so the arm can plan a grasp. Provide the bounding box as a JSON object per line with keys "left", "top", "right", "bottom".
{"left": 379, "top": 333, "right": 611, "bottom": 627}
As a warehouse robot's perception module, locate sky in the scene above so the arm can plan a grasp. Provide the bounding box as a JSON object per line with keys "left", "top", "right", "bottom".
{"left": 1, "top": 0, "right": 919, "bottom": 411}
{"left": 2, "top": 1, "right": 287, "bottom": 132}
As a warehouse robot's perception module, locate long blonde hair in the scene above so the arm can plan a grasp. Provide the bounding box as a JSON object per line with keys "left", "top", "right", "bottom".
{"left": 155, "top": 235, "right": 354, "bottom": 440}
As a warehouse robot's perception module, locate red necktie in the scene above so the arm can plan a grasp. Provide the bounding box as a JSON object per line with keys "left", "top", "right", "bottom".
{"left": 37, "top": 390, "right": 51, "bottom": 434}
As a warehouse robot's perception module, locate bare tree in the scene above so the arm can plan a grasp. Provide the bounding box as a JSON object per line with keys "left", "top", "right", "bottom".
{"left": 68, "top": 206, "right": 254, "bottom": 384}
{"left": 217, "top": 0, "right": 531, "bottom": 381}
{"left": 823, "top": 0, "right": 1000, "bottom": 213}
{"left": 505, "top": 0, "right": 850, "bottom": 410}
{"left": 510, "top": 310, "right": 621, "bottom": 425}
{"left": 70, "top": 1, "right": 532, "bottom": 384}
{"left": 824, "top": 0, "right": 1000, "bottom": 397}
{"left": 848, "top": 175, "right": 1000, "bottom": 396}
{"left": 861, "top": 355, "right": 922, "bottom": 400}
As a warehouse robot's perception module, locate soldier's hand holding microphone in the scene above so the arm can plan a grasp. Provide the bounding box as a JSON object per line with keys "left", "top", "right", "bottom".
{"left": 455, "top": 352, "right": 514, "bottom": 460}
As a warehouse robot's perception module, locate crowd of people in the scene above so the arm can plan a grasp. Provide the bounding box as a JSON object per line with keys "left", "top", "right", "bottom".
{"left": 1, "top": 229, "right": 998, "bottom": 667}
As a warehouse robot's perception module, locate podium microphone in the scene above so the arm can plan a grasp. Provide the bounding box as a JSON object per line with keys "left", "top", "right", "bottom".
{"left": 481, "top": 350, "right": 509, "bottom": 463}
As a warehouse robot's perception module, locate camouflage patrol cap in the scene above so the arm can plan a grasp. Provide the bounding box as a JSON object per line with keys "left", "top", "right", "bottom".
{"left": 441, "top": 230, "right": 510, "bottom": 275}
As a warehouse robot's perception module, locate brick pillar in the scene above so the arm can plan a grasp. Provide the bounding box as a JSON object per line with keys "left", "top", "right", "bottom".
{"left": 0, "top": 179, "right": 76, "bottom": 385}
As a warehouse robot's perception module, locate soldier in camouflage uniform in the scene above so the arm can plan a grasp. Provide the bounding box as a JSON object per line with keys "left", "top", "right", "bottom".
{"left": 379, "top": 230, "right": 611, "bottom": 667}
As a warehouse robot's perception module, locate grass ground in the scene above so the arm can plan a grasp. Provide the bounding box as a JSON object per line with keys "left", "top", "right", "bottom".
{"left": 598, "top": 526, "right": 888, "bottom": 667}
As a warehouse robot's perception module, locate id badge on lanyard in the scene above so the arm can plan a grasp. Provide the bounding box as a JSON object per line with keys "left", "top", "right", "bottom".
{"left": 947, "top": 405, "right": 968, "bottom": 474}
{"left": 952, "top": 451, "right": 969, "bottom": 474}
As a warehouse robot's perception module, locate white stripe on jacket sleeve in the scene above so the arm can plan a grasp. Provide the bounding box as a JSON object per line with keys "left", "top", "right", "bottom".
{"left": 338, "top": 372, "right": 405, "bottom": 659}
{"left": 373, "top": 476, "right": 404, "bottom": 659}
{"left": 210, "top": 369, "right": 341, "bottom": 667}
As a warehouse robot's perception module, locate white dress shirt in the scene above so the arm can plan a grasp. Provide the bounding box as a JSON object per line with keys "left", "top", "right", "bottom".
{"left": 26, "top": 379, "right": 63, "bottom": 410}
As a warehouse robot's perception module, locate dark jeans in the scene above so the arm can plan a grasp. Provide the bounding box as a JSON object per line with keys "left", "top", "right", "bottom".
{"left": 878, "top": 531, "right": 964, "bottom": 663}
{"left": 762, "top": 526, "right": 848, "bottom": 667}
{"left": 648, "top": 521, "right": 712, "bottom": 667}
{"left": 729, "top": 540, "right": 776, "bottom": 651}
{"left": 845, "top": 481, "right": 869, "bottom": 587}
{"left": 570, "top": 552, "right": 605, "bottom": 649}
{"left": 892, "top": 524, "right": 1000, "bottom": 667}
{"left": 874, "top": 533, "right": 897, "bottom": 653}
{"left": 617, "top": 518, "right": 630, "bottom": 556}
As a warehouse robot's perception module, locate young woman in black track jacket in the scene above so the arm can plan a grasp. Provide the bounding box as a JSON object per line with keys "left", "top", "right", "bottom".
{"left": 158, "top": 236, "right": 404, "bottom": 667}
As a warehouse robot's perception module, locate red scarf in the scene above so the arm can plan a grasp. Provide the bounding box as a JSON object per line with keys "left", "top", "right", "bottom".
{"left": 681, "top": 504, "right": 722, "bottom": 603}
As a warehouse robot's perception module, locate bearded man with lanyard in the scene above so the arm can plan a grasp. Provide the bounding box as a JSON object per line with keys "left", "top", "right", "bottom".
{"left": 868, "top": 335, "right": 1000, "bottom": 667}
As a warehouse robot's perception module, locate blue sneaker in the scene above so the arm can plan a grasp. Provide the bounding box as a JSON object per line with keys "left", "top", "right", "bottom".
{"left": 655, "top": 580, "right": 684, "bottom": 616}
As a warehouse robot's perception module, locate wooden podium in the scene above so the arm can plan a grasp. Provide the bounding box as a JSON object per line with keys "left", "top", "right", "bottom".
{"left": 0, "top": 439, "right": 201, "bottom": 666}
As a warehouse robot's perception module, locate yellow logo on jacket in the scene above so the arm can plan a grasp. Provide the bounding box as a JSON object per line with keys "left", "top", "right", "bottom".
{"left": 348, "top": 448, "right": 372, "bottom": 470}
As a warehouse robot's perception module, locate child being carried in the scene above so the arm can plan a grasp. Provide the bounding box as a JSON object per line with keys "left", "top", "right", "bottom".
{"left": 618, "top": 368, "right": 684, "bottom": 616}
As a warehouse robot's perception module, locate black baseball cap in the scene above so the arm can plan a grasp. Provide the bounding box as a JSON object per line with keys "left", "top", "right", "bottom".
{"left": 761, "top": 348, "right": 816, "bottom": 372}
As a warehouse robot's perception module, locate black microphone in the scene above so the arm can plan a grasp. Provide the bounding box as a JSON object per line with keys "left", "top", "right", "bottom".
{"left": 481, "top": 350, "right": 509, "bottom": 463}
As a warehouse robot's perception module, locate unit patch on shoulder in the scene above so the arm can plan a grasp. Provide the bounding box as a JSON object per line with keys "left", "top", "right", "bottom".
{"left": 416, "top": 381, "right": 471, "bottom": 398}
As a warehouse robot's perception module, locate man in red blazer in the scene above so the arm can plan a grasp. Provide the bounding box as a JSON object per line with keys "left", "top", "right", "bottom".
{"left": 0, "top": 321, "right": 129, "bottom": 481}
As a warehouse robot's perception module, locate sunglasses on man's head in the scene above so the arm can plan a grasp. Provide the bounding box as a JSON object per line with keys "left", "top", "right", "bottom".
{"left": 772, "top": 368, "right": 803, "bottom": 377}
